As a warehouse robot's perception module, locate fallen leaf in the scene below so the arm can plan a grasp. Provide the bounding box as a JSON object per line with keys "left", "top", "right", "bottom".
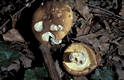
{"left": 76, "top": 21, "right": 91, "bottom": 37}
{"left": 75, "top": 0, "right": 93, "bottom": 22}
{"left": 76, "top": 27, "right": 85, "bottom": 37}
{"left": 116, "top": 68, "right": 124, "bottom": 80}
{"left": 112, "top": 56, "right": 121, "bottom": 62}
{"left": 119, "top": 21, "right": 124, "bottom": 32}
{"left": 74, "top": 76, "right": 88, "bottom": 80}
{"left": 3, "top": 28, "right": 24, "bottom": 42}
{"left": 119, "top": 4, "right": 124, "bottom": 17}
{"left": 99, "top": 36, "right": 110, "bottom": 43}
{"left": 20, "top": 54, "right": 32, "bottom": 68}
{"left": 7, "top": 60, "right": 20, "bottom": 72}
{"left": 118, "top": 38, "right": 124, "bottom": 56}
{"left": 74, "top": 32, "right": 110, "bottom": 53}
{"left": 121, "top": 59, "right": 124, "bottom": 67}
{"left": 83, "top": 26, "right": 91, "bottom": 35}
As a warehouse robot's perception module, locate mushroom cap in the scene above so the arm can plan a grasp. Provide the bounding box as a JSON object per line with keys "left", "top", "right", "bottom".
{"left": 63, "top": 43, "right": 98, "bottom": 76}
{"left": 32, "top": 1, "right": 73, "bottom": 43}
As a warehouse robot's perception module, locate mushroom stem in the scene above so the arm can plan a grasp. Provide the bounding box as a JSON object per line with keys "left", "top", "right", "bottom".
{"left": 39, "top": 44, "right": 60, "bottom": 80}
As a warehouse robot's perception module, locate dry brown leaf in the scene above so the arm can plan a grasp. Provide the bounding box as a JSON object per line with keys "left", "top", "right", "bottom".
{"left": 75, "top": 0, "right": 92, "bottom": 23}
{"left": 119, "top": 4, "right": 124, "bottom": 17}
{"left": 20, "top": 54, "right": 32, "bottom": 68}
{"left": 99, "top": 36, "right": 110, "bottom": 43}
{"left": 74, "top": 32, "right": 110, "bottom": 53}
{"left": 118, "top": 39, "right": 124, "bottom": 56}
{"left": 76, "top": 27, "right": 85, "bottom": 37}
{"left": 119, "top": 21, "right": 124, "bottom": 32}
{"left": 3, "top": 28, "right": 24, "bottom": 42}
{"left": 83, "top": 27, "right": 91, "bottom": 35}
{"left": 112, "top": 56, "right": 121, "bottom": 62}
{"left": 73, "top": 12, "right": 78, "bottom": 23}
{"left": 76, "top": 25, "right": 91, "bottom": 37}
{"left": 74, "top": 76, "right": 88, "bottom": 80}
{"left": 121, "top": 59, "right": 124, "bottom": 67}
{"left": 7, "top": 60, "right": 20, "bottom": 72}
{"left": 116, "top": 69, "right": 124, "bottom": 80}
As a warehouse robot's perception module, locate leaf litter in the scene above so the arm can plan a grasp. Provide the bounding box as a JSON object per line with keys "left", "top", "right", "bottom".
{"left": 0, "top": 0, "right": 124, "bottom": 80}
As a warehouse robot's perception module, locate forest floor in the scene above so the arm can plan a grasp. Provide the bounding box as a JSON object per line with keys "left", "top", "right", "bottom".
{"left": 0, "top": 0, "right": 124, "bottom": 80}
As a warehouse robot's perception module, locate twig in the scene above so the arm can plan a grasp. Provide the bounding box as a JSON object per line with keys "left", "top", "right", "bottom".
{"left": 0, "top": 19, "right": 10, "bottom": 34}
{"left": 11, "top": 6, "right": 26, "bottom": 28}
{"left": 39, "top": 43, "right": 60, "bottom": 80}
{"left": 87, "top": 4, "right": 124, "bottom": 21}
{"left": 0, "top": 0, "right": 36, "bottom": 34}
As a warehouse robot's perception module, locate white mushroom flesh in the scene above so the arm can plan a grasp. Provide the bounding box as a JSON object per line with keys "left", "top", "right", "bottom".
{"left": 51, "top": 38, "right": 62, "bottom": 45}
{"left": 42, "top": 32, "right": 55, "bottom": 41}
{"left": 69, "top": 52, "right": 86, "bottom": 65}
{"left": 42, "top": 32, "right": 62, "bottom": 44}
{"left": 50, "top": 24, "right": 59, "bottom": 31}
{"left": 58, "top": 25, "right": 63, "bottom": 30}
{"left": 34, "top": 21, "right": 43, "bottom": 32}
{"left": 50, "top": 24, "right": 63, "bottom": 31}
{"left": 70, "top": 15, "right": 73, "bottom": 19}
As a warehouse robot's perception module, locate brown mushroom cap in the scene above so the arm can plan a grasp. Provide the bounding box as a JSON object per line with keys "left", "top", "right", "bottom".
{"left": 63, "top": 43, "right": 98, "bottom": 76}
{"left": 32, "top": 1, "right": 73, "bottom": 43}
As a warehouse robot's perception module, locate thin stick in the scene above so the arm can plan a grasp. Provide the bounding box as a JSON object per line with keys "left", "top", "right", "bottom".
{"left": 0, "top": 0, "right": 35, "bottom": 34}
{"left": 87, "top": 4, "right": 124, "bottom": 21}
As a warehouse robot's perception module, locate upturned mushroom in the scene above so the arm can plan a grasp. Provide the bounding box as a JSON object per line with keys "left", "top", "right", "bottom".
{"left": 63, "top": 43, "right": 99, "bottom": 76}
{"left": 32, "top": 1, "right": 73, "bottom": 44}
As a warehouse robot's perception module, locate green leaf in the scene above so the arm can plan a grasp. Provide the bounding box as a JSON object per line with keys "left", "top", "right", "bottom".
{"left": 24, "top": 66, "right": 48, "bottom": 80}
{"left": 0, "top": 43, "right": 20, "bottom": 67}
{"left": 91, "top": 66, "right": 114, "bottom": 80}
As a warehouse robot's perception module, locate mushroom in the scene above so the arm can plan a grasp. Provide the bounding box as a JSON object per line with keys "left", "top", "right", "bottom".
{"left": 32, "top": 1, "right": 73, "bottom": 44}
{"left": 63, "top": 43, "right": 99, "bottom": 76}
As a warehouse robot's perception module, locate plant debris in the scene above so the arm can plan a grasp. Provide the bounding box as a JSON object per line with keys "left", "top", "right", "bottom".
{"left": 2, "top": 28, "right": 24, "bottom": 42}
{"left": 0, "top": 43, "right": 20, "bottom": 68}
{"left": 0, "top": 0, "right": 124, "bottom": 80}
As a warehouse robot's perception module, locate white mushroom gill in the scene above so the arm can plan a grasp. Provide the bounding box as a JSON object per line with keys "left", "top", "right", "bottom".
{"left": 42, "top": 32, "right": 62, "bottom": 44}
{"left": 34, "top": 21, "right": 43, "bottom": 32}
{"left": 69, "top": 52, "right": 86, "bottom": 65}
